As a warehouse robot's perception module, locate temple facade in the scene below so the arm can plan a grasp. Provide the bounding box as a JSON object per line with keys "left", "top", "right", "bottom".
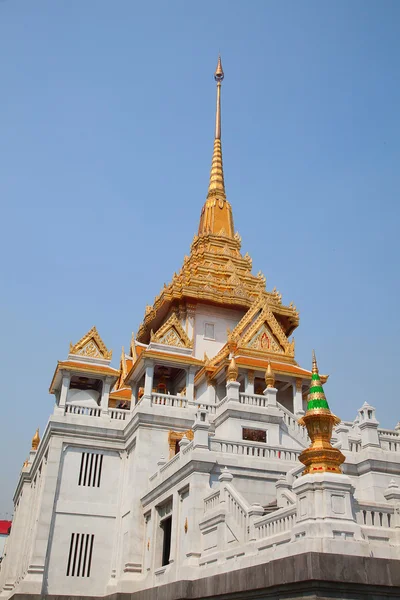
{"left": 1, "top": 59, "right": 400, "bottom": 600}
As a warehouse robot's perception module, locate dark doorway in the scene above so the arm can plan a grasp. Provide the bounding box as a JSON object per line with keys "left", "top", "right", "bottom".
{"left": 161, "top": 516, "right": 172, "bottom": 566}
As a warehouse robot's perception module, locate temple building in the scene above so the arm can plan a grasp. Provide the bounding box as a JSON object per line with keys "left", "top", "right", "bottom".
{"left": 1, "top": 58, "right": 400, "bottom": 600}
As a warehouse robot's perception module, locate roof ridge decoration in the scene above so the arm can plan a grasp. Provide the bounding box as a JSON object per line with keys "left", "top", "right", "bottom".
{"left": 150, "top": 313, "right": 193, "bottom": 349}
{"left": 69, "top": 326, "right": 112, "bottom": 360}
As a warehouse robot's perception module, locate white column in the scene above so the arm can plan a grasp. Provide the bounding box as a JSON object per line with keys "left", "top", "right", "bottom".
{"left": 207, "top": 377, "right": 216, "bottom": 404}
{"left": 59, "top": 372, "right": 71, "bottom": 408}
{"left": 142, "top": 362, "right": 154, "bottom": 406}
{"left": 186, "top": 367, "right": 196, "bottom": 401}
{"left": 100, "top": 377, "right": 112, "bottom": 415}
{"left": 130, "top": 383, "right": 138, "bottom": 412}
{"left": 245, "top": 370, "right": 255, "bottom": 395}
{"left": 168, "top": 490, "right": 180, "bottom": 565}
{"left": 293, "top": 379, "right": 304, "bottom": 416}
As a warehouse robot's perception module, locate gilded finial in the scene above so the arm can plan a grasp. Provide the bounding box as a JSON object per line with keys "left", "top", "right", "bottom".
{"left": 312, "top": 349, "right": 318, "bottom": 374}
{"left": 227, "top": 356, "right": 238, "bottom": 382}
{"left": 265, "top": 361, "right": 275, "bottom": 388}
{"left": 31, "top": 428, "right": 40, "bottom": 451}
{"left": 214, "top": 55, "right": 224, "bottom": 83}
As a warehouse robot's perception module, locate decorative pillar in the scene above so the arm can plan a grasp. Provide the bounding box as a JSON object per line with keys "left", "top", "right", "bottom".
{"left": 335, "top": 423, "right": 350, "bottom": 451}
{"left": 142, "top": 361, "right": 154, "bottom": 406}
{"left": 59, "top": 372, "right": 71, "bottom": 409}
{"left": 100, "top": 377, "right": 112, "bottom": 415}
{"left": 384, "top": 479, "right": 400, "bottom": 529}
{"left": 192, "top": 408, "right": 210, "bottom": 450}
{"left": 293, "top": 378, "right": 304, "bottom": 416}
{"left": 186, "top": 366, "right": 196, "bottom": 401}
{"left": 263, "top": 361, "right": 277, "bottom": 407}
{"left": 245, "top": 370, "right": 255, "bottom": 395}
{"left": 357, "top": 402, "right": 380, "bottom": 449}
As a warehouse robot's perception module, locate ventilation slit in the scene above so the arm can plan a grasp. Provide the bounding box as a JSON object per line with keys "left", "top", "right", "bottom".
{"left": 66, "top": 533, "right": 75, "bottom": 576}
{"left": 78, "top": 453, "right": 85, "bottom": 486}
{"left": 71, "top": 533, "right": 80, "bottom": 576}
{"left": 93, "top": 454, "right": 99, "bottom": 486}
{"left": 76, "top": 532, "right": 85, "bottom": 577}
{"left": 97, "top": 454, "right": 104, "bottom": 487}
{"left": 83, "top": 453, "right": 89, "bottom": 486}
{"left": 88, "top": 453, "right": 94, "bottom": 487}
{"left": 87, "top": 534, "right": 95, "bottom": 577}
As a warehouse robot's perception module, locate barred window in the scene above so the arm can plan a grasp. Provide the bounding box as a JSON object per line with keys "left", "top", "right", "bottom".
{"left": 66, "top": 533, "right": 94, "bottom": 577}
{"left": 78, "top": 452, "right": 103, "bottom": 487}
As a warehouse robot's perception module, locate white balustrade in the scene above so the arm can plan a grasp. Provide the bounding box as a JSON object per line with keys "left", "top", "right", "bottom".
{"left": 278, "top": 402, "right": 309, "bottom": 444}
{"left": 187, "top": 400, "right": 217, "bottom": 414}
{"left": 204, "top": 490, "right": 221, "bottom": 513}
{"left": 239, "top": 393, "right": 268, "bottom": 407}
{"left": 349, "top": 440, "right": 362, "bottom": 452}
{"left": 255, "top": 505, "right": 297, "bottom": 540}
{"left": 65, "top": 404, "right": 101, "bottom": 417}
{"left": 226, "top": 486, "right": 248, "bottom": 542}
{"left": 149, "top": 440, "right": 194, "bottom": 484}
{"left": 210, "top": 439, "right": 300, "bottom": 461}
{"left": 151, "top": 392, "right": 188, "bottom": 408}
{"left": 181, "top": 440, "right": 194, "bottom": 455}
{"left": 356, "top": 503, "right": 394, "bottom": 529}
{"left": 109, "top": 408, "right": 128, "bottom": 421}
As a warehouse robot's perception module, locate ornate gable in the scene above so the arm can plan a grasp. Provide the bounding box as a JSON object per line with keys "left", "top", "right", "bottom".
{"left": 69, "top": 326, "right": 112, "bottom": 360}
{"left": 246, "top": 323, "right": 283, "bottom": 353}
{"left": 150, "top": 313, "right": 193, "bottom": 349}
{"left": 240, "top": 305, "right": 294, "bottom": 357}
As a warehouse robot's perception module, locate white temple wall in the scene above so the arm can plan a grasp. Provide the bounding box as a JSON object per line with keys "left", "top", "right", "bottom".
{"left": 45, "top": 513, "right": 115, "bottom": 595}
{"left": 193, "top": 304, "right": 244, "bottom": 360}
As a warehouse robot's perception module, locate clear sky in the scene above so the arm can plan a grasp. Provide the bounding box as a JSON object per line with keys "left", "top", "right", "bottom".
{"left": 0, "top": 0, "right": 399, "bottom": 514}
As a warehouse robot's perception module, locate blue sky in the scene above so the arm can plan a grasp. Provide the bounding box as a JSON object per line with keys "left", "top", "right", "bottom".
{"left": 0, "top": 0, "right": 399, "bottom": 514}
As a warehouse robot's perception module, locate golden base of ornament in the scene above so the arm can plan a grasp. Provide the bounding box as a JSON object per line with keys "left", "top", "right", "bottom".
{"left": 298, "top": 409, "right": 344, "bottom": 474}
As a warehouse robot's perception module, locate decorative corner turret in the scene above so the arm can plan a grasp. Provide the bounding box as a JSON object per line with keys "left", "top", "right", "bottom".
{"left": 298, "top": 351, "right": 345, "bottom": 474}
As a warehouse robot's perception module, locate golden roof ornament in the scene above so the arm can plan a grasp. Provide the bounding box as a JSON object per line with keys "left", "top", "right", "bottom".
{"left": 298, "top": 351, "right": 345, "bottom": 475}
{"left": 31, "top": 428, "right": 40, "bottom": 451}
{"left": 227, "top": 355, "right": 238, "bottom": 382}
{"left": 265, "top": 361, "right": 275, "bottom": 388}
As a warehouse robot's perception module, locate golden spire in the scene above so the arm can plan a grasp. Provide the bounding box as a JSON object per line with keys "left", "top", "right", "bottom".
{"left": 31, "top": 428, "right": 40, "bottom": 451}
{"left": 265, "top": 360, "right": 275, "bottom": 388}
{"left": 198, "top": 56, "right": 235, "bottom": 238}
{"left": 312, "top": 349, "right": 318, "bottom": 374}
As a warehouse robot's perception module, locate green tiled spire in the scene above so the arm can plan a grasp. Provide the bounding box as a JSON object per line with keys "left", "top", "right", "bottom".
{"left": 307, "top": 350, "right": 330, "bottom": 411}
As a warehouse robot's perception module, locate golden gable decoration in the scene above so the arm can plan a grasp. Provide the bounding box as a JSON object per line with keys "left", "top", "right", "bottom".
{"left": 150, "top": 313, "right": 193, "bottom": 349}
{"left": 69, "top": 326, "right": 112, "bottom": 360}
